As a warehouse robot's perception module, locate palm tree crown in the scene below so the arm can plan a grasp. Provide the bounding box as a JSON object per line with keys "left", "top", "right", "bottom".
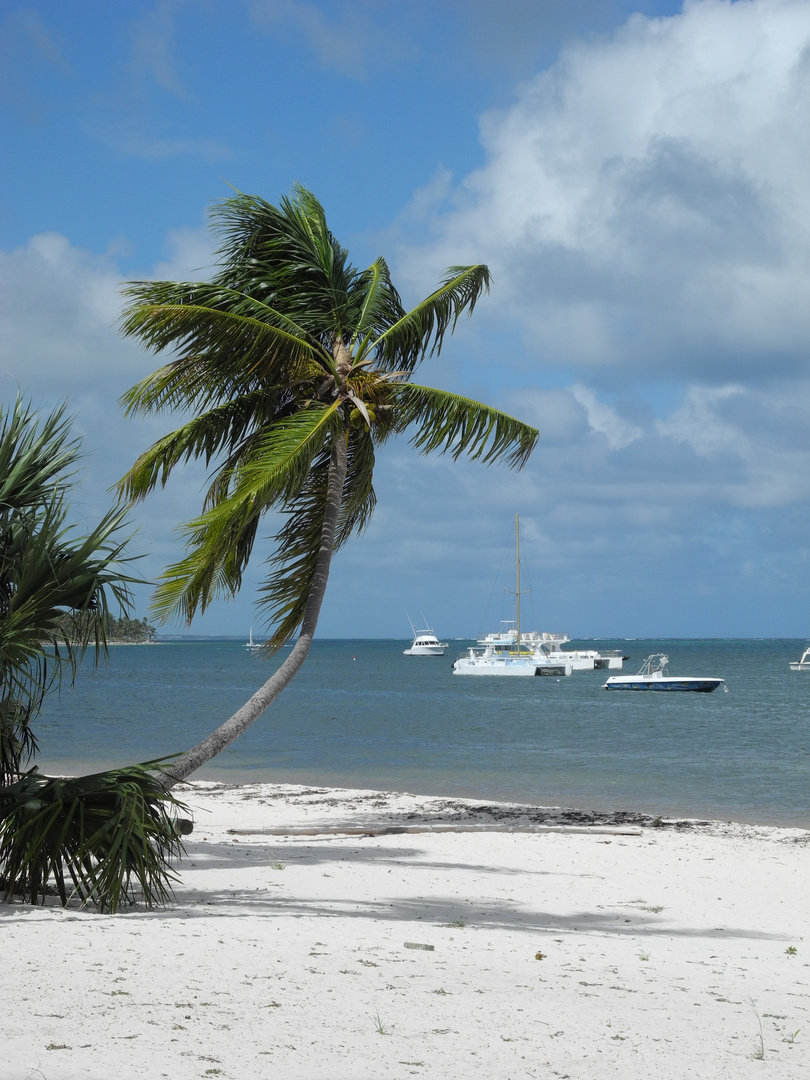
{"left": 119, "top": 185, "right": 538, "bottom": 781}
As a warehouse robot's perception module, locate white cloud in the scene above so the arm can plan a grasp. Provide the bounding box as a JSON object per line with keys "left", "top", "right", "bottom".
{"left": 656, "top": 381, "right": 810, "bottom": 508}
{"left": 150, "top": 224, "right": 217, "bottom": 280}
{"left": 3, "top": 220, "right": 810, "bottom": 636}
{"left": 0, "top": 226, "right": 216, "bottom": 397}
{"left": 0, "top": 233, "right": 141, "bottom": 390}
{"left": 571, "top": 383, "right": 642, "bottom": 448}
{"left": 10, "top": 0, "right": 810, "bottom": 640}
{"left": 0, "top": 228, "right": 225, "bottom": 624}
{"left": 398, "top": 0, "right": 810, "bottom": 383}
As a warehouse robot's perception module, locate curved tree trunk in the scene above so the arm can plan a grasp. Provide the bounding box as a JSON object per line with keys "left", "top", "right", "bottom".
{"left": 162, "top": 436, "right": 348, "bottom": 786}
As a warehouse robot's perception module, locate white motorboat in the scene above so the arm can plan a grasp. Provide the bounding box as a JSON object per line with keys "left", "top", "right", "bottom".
{"left": 245, "top": 627, "right": 262, "bottom": 651}
{"left": 453, "top": 516, "right": 573, "bottom": 677}
{"left": 789, "top": 646, "right": 810, "bottom": 671}
{"left": 603, "top": 654, "right": 726, "bottom": 692}
{"left": 403, "top": 615, "right": 447, "bottom": 656}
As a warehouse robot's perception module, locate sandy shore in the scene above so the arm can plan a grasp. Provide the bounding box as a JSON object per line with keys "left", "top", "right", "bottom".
{"left": 3, "top": 781, "right": 809, "bottom": 1079}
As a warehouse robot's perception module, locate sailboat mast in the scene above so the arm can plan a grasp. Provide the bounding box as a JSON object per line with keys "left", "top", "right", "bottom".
{"left": 515, "top": 513, "right": 520, "bottom": 654}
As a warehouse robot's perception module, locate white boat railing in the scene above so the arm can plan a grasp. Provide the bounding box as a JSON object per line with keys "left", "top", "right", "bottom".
{"left": 637, "top": 653, "right": 668, "bottom": 677}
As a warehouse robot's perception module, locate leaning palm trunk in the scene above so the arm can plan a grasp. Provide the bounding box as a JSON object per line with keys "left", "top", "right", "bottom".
{"left": 162, "top": 436, "right": 348, "bottom": 785}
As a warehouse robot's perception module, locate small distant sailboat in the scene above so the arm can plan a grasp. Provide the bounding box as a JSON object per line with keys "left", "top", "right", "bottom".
{"left": 245, "top": 627, "right": 262, "bottom": 651}
{"left": 789, "top": 645, "right": 810, "bottom": 671}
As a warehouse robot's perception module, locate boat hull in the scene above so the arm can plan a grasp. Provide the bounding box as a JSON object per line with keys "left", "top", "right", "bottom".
{"left": 404, "top": 645, "right": 446, "bottom": 656}
{"left": 603, "top": 677, "right": 724, "bottom": 692}
{"left": 453, "top": 658, "right": 573, "bottom": 676}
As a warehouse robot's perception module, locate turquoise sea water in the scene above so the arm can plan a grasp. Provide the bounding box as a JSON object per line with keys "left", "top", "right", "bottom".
{"left": 34, "top": 638, "right": 810, "bottom": 827}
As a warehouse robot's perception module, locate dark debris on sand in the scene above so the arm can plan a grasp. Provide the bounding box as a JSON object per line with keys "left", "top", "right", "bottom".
{"left": 400, "top": 801, "right": 704, "bottom": 831}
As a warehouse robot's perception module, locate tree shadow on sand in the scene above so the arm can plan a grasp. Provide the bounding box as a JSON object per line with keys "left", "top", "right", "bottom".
{"left": 67, "top": 834, "right": 792, "bottom": 944}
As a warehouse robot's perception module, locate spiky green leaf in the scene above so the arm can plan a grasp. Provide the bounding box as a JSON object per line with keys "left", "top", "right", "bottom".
{"left": 367, "top": 265, "right": 491, "bottom": 372}
{"left": 149, "top": 402, "right": 343, "bottom": 625}
{"left": 0, "top": 761, "right": 187, "bottom": 911}
{"left": 393, "top": 383, "right": 538, "bottom": 468}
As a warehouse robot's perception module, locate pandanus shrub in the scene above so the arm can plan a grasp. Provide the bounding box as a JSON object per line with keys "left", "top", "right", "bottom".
{"left": 0, "top": 761, "right": 187, "bottom": 911}
{"left": 0, "top": 399, "right": 187, "bottom": 910}
{"left": 0, "top": 398, "right": 135, "bottom": 784}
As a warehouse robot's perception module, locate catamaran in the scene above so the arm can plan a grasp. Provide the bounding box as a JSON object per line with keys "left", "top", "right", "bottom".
{"left": 474, "top": 629, "right": 625, "bottom": 670}
{"left": 453, "top": 516, "right": 573, "bottom": 677}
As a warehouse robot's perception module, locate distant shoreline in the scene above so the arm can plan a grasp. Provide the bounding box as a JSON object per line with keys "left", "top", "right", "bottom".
{"left": 105, "top": 640, "right": 161, "bottom": 645}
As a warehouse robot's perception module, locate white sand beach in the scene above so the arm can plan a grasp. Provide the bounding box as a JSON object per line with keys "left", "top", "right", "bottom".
{"left": 3, "top": 781, "right": 809, "bottom": 1080}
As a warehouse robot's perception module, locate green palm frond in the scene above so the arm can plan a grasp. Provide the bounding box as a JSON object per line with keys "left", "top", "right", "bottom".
{"left": 350, "top": 257, "right": 405, "bottom": 351}
{"left": 222, "top": 400, "right": 343, "bottom": 506}
{"left": 255, "top": 447, "right": 333, "bottom": 650}
{"left": 211, "top": 188, "right": 360, "bottom": 340}
{"left": 150, "top": 403, "right": 343, "bottom": 625}
{"left": 120, "top": 300, "right": 329, "bottom": 418}
{"left": 254, "top": 425, "right": 371, "bottom": 650}
{"left": 335, "top": 426, "right": 377, "bottom": 547}
{"left": 366, "top": 265, "right": 491, "bottom": 372}
{"left": 393, "top": 383, "right": 538, "bottom": 468}
{"left": 0, "top": 761, "right": 186, "bottom": 911}
{"left": 4, "top": 500, "right": 136, "bottom": 686}
{"left": 121, "top": 280, "right": 316, "bottom": 347}
{"left": 118, "top": 387, "right": 296, "bottom": 503}
{"left": 0, "top": 498, "right": 138, "bottom": 784}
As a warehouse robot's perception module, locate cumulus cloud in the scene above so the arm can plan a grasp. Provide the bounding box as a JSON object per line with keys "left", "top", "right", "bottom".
{"left": 0, "top": 233, "right": 141, "bottom": 391}
{"left": 398, "top": 0, "right": 810, "bottom": 383}
{"left": 361, "top": 0, "right": 810, "bottom": 635}
{"left": 0, "top": 224, "right": 216, "bottom": 398}
{"left": 149, "top": 223, "right": 217, "bottom": 280}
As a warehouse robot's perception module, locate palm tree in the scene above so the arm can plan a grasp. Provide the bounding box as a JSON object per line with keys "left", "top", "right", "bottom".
{"left": 119, "top": 185, "right": 538, "bottom": 785}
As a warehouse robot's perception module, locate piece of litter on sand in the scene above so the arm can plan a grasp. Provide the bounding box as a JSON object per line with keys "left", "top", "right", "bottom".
{"left": 404, "top": 942, "right": 435, "bottom": 951}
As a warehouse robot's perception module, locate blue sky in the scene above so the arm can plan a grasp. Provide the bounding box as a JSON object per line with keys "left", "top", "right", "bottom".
{"left": 3, "top": 0, "right": 810, "bottom": 639}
